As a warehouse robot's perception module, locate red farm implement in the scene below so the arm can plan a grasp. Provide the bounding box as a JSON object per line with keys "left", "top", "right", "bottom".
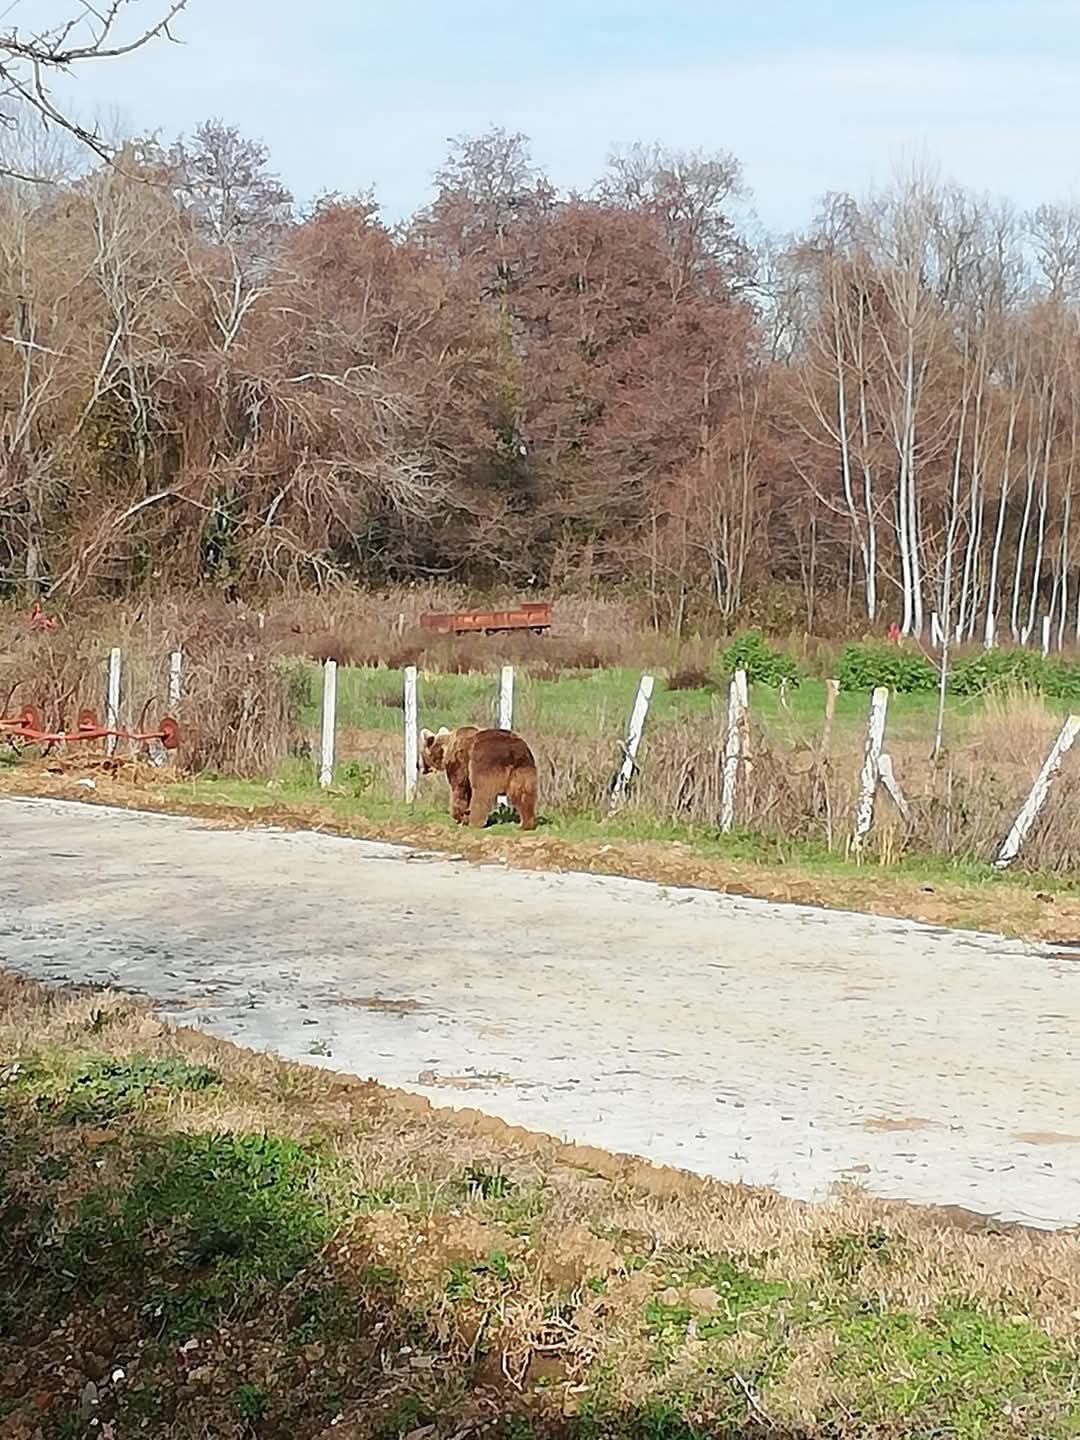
{"left": 0, "top": 702, "right": 180, "bottom": 757}
{"left": 419, "top": 601, "right": 552, "bottom": 637}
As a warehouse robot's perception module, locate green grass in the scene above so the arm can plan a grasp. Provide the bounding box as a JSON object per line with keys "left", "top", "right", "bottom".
{"left": 32, "top": 1129, "right": 337, "bottom": 1339}
{"left": 310, "top": 662, "right": 1072, "bottom": 746}
{"left": 322, "top": 664, "right": 725, "bottom": 738}
{"left": 831, "top": 1304, "right": 1074, "bottom": 1437}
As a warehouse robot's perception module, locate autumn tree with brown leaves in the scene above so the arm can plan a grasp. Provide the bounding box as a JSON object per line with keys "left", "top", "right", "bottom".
{"left": 1, "top": 111, "right": 1080, "bottom": 644}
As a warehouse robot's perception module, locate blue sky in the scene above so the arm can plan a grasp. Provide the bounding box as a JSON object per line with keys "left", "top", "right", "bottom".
{"left": 53, "top": 0, "right": 1080, "bottom": 232}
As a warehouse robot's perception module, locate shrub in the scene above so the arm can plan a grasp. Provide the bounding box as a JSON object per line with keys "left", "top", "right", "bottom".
{"left": 666, "top": 666, "right": 714, "bottom": 692}
{"left": 950, "top": 650, "right": 1080, "bottom": 700}
{"left": 719, "top": 632, "right": 801, "bottom": 688}
{"left": 838, "top": 644, "right": 936, "bottom": 693}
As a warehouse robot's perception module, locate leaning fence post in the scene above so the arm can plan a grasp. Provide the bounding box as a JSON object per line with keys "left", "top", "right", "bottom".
{"left": 609, "top": 673, "right": 654, "bottom": 811}
{"left": 168, "top": 649, "right": 183, "bottom": 706}
{"left": 719, "top": 668, "right": 750, "bottom": 833}
{"left": 995, "top": 715, "right": 1080, "bottom": 870}
{"left": 318, "top": 659, "right": 337, "bottom": 788}
{"left": 403, "top": 665, "right": 419, "bottom": 803}
{"left": 105, "top": 646, "right": 121, "bottom": 756}
{"left": 852, "top": 686, "right": 889, "bottom": 852}
{"left": 878, "top": 753, "right": 911, "bottom": 825}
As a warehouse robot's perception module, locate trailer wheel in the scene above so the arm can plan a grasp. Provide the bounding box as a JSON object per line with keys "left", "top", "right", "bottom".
{"left": 531, "top": 626, "right": 546, "bottom": 635}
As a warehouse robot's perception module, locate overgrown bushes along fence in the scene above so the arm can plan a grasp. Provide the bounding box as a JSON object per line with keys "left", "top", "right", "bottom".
{"left": 2, "top": 607, "right": 1079, "bottom": 874}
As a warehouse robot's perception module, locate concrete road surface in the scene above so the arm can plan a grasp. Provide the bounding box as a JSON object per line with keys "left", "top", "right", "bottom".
{"left": 4, "top": 796, "right": 1080, "bottom": 1228}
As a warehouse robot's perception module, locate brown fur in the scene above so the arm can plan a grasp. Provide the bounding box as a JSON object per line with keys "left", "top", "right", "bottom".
{"left": 419, "top": 725, "right": 538, "bottom": 830}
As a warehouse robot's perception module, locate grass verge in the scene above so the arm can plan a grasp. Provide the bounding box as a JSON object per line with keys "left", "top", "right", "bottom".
{"left": 3, "top": 972, "right": 1080, "bottom": 1439}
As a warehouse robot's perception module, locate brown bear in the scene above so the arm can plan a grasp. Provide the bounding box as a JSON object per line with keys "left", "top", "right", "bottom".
{"left": 419, "top": 725, "right": 538, "bottom": 830}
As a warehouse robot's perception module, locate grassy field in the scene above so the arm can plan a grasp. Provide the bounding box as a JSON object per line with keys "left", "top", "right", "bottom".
{"left": 276, "top": 661, "right": 1080, "bottom": 884}
{"left": 309, "top": 664, "right": 1032, "bottom": 745}
{"left": 3, "top": 971, "right": 1080, "bottom": 1440}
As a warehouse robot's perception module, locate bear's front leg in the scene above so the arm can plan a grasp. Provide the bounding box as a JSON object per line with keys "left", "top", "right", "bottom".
{"left": 449, "top": 782, "right": 471, "bottom": 824}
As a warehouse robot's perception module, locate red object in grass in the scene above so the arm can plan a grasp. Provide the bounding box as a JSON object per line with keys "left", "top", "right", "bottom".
{"left": 28, "top": 601, "right": 57, "bottom": 631}
{"left": 887, "top": 623, "right": 901, "bottom": 645}
{"left": 419, "top": 601, "right": 552, "bottom": 636}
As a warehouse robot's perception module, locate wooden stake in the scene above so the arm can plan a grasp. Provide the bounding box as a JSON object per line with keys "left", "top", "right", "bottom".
{"left": 995, "top": 715, "right": 1080, "bottom": 869}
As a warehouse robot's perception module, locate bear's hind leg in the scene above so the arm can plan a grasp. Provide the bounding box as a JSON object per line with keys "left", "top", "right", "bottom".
{"left": 467, "top": 780, "right": 498, "bottom": 828}
{"left": 508, "top": 770, "right": 538, "bottom": 830}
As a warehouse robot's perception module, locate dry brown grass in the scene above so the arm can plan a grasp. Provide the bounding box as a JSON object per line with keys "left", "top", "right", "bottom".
{"left": 3, "top": 969, "right": 1080, "bottom": 1438}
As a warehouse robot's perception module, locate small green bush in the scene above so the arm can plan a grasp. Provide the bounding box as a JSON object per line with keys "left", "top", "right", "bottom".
{"left": 951, "top": 650, "right": 1080, "bottom": 699}
{"left": 839, "top": 641, "right": 1080, "bottom": 697}
{"left": 719, "top": 631, "right": 801, "bottom": 688}
{"left": 838, "top": 644, "right": 936, "bottom": 693}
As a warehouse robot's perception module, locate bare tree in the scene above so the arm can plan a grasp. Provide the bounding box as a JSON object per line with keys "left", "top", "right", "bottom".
{"left": 0, "top": 3, "right": 188, "bottom": 178}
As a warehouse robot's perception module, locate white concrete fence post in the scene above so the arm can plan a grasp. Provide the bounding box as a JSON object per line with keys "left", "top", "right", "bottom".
{"left": 168, "top": 649, "right": 183, "bottom": 706}
{"left": 496, "top": 663, "right": 515, "bottom": 809}
{"left": 719, "top": 668, "right": 750, "bottom": 834}
{"left": 852, "top": 686, "right": 889, "bottom": 853}
{"left": 498, "top": 664, "right": 514, "bottom": 731}
{"left": 403, "top": 664, "right": 419, "bottom": 803}
{"left": 1041, "top": 614, "right": 1052, "bottom": 657}
{"left": 995, "top": 715, "right": 1080, "bottom": 870}
{"left": 105, "top": 646, "right": 121, "bottom": 756}
{"left": 609, "top": 673, "right": 654, "bottom": 812}
{"left": 318, "top": 659, "right": 337, "bottom": 789}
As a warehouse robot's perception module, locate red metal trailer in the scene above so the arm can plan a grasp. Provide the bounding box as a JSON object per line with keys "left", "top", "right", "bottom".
{"left": 419, "top": 601, "right": 552, "bottom": 636}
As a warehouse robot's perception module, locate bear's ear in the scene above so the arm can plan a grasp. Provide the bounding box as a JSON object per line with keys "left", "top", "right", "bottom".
{"left": 436, "top": 725, "right": 450, "bottom": 737}
{"left": 419, "top": 727, "right": 434, "bottom": 745}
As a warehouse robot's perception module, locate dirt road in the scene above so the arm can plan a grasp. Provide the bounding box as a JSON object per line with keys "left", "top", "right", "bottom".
{"left": 5, "top": 796, "right": 1080, "bottom": 1227}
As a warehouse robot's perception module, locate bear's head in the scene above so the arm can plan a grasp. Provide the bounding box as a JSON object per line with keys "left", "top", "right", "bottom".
{"left": 418, "top": 725, "right": 451, "bottom": 774}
